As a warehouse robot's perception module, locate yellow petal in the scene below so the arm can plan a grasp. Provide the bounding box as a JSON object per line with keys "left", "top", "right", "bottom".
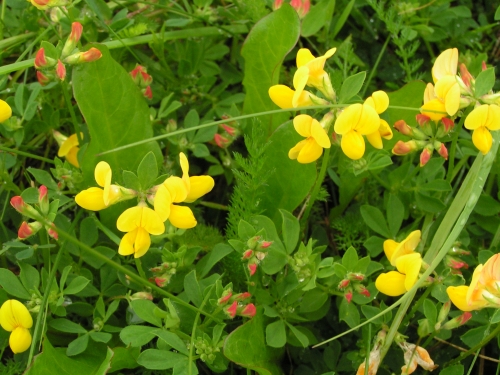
{"left": 292, "top": 66, "right": 309, "bottom": 107}
{"left": 379, "top": 119, "right": 393, "bottom": 140}
{"left": 303, "top": 48, "right": 336, "bottom": 79}
{"left": 423, "top": 83, "right": 436, "bottom": 104}
{"left": 480, "top": 254, "right": 500, "bottom": 286}
{"left": 164, "top": 176, "right": 188, "bottom": 203}
{"left": 472, "top": 127, "right": 493, "bottom": 155}
{"left": 365, "top": 91, "right": 389, "bottom": 114}
{"left": 420, "top": 99, "right": 447, "bottom": 122}
{"left": 117, "top": 206, "right": 143, "bottom": 232}
{"left": 310, "top": 119, "right": 331, "bottom": 149}
{"left": 375, "top": 271, "right": 407, "bottom": 296}
{"left": 75, "top": 187, "right": 107, "bottom": 211}
{"left": 134, "top": 227, "right": 152, "bottom": 258}
{"left": 293, "top": 114, "right": 313, "bottom": 137}
{"left": 169, "top": 205, "right": 197, "bottom": 229}
{"left": 297, "top": 137, "right": 323, "bottom": 163}
{"left": 366, "top": 130, "right": 383, "bottom": 149}
{"left": 140, "top": 207, "right": 165, "bottom": 235}
{"left": 269, "top": 85, "right": 294, "bottom": 109}
{"left": 289, "top": 140, "right": 307, "bottom": 160}
{"left": 466, "top": 264, "right": 483, "bottom": 304}
{"left": 179, "top": 152, "right": 190, "bottom": 190}
{"left": 486, "top": 104, "right": 500, "bottom": 130}
{"left": 0, "top": 300, "right": 33, "bottom": 332}
{"left": 154, "top": 184, "right": 172, "bottom": 222}
{"left": 447, "top": 285, "right": 474, "bottom": 311}
{"left": 296, "top": 48, "right": 315, "bottom": 68}
{"left": 64, "top": 146, "right": 80, "bottom": 168}
{"left": 464, "top": 104, "right": 488, "bottom": 130}
{"left": 434, "top": 76, "right": 460, "bottom": 116}
{"left": 185, "top": 176, "right": 215, "bottom": 203}
{"left": 356, "top": 104, "right": 381, "bottom": 135}
{"left": 340, "top": 130, "right": 365, "bottom": 160}
{"left": 0, "top": 99, "right": 12, "bottom": 123}
{"left": 383, "top": 239, "right": 398, "bottom": 263}
{"left": 432, "top": 48, "right": 458, "bottom": 83}
{"left": 9, "top": 327, "right": 32, "bottom": 354}
{"left": 391, "top": 230, "right": 421, "bottom": 266}
{"left": 118, "top": 230, "right": 136, "bottom": 256}
{"left": 102, "top": 172, "right": 113, "bottom": 206}
{"left": 94, "top": 161, "right": 111, "bottom": 187}
{"left": 334, "top": 104, "right": 363, "bottom": 135}
{"left": 395, "top": 253, "right": 422, "bottom": 291}
{"left": 58, "top": 134, "right": 79, "bottom": 158}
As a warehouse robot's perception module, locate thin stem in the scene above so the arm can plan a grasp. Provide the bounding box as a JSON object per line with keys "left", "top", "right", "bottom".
{"left": 61, "top": 82, "right": 82, "bottom": 145}
{"left": 300, "top": 147, "right": 331, "bottom": 230}
{"left": 135, "top": 258, "right": 147, "bottom": 280}
{"left": 361, "top": 35, "right": 390, "bottom": 97}
{"left": 446, "top": 108, "right": 469, "bottom": 183}
{"left": 447, "top": 324, "right": 500, "bottom": 366}
{"left": 466, "top": 349, "right": 482, "bottom": 375}
{"left": 0, "top": 146, "right": 54, "bottom": 164}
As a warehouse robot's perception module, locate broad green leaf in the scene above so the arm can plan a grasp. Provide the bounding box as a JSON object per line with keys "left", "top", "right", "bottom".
{"left": 249, "top": 215, "right": 287, "bottom": 275}
{"left": 27, "top": 168, "right": 58, "bottom": 190}
{"left": 360, "top": 205, "right": 391, "bottom": 238}
{"left": 440, "top": 365, "right": 464, "bottom": 375}
{"left": 460, "top": 325, "right": 488, "bottom": 348}
{"left": 50, "top": 318, "right": 87, "bottom": 334}
{"left": 241, "top": 4, "right": 300, "bottom": 131}
{"left": 474, "top": 67, "right": 495, "bottom": 98}
{"left": 339, "top": 298, "right": 360, "bottom": 328}
{"left": 0, "top": 268, "right": 31, "bottom": 299}
{"left": 342, "top": 246, "right": 358, "bottom": 270}
{"left": 67, "top": 334, "right": 90, "bottom": 356}
{"left": 224, "top": 309, "right": 283, "bottom": 375}
{"left": 339, "top": 71, "right": 366, "bottom": 103}
{"left": 238, "top": 219, "right": 257, "bottom": 240}
{"left": 196, "top": 243, "right": 233, "bottom": 278}
{"left": 259, "top": 122, "right": 317, "bottom": 224}
{"left": 423, "top": 299, "right": 437, "bottom": 325}
{"left": 266, "top": 320, "right": 286, "bottom": 348}
{"left": 137, "top": 151, "right": 158, "bottom": 189}
{"left": 19, "top": 262, "right": 39, "bottom": 292}
{"left": 184, "top": 270, "right": 203, "bottom": 307}
{"left": 119, "top": 325, "right": 157, "bottom": 347}
{"left": 419, "top": 179, "right": 451, "bottom": 192}
{"left": 285, "top": 322, "right": 309, "bottom": 347}
{"left": 491, "top": 309, "right": 500, "bottom": 324}
{"left": 64, "top": 276, "right": 90, "bottom": 295}
{"left": 154, "top": 329, "right": 189, "bottom": 355}
{"left": 386, "top": 194, "right": 404, "bottom": 236}
{"left": 80, "top": 217, "right": 98, "bottom": 247}
{"left": 136, "top": 349, "right": 187, "bottom": 370}
{"left": 301, "top": 0, "right": 336, "bottom": 37}
{"left": 108, "top": 346, "right": 140, "bottom": 372}
{"left": 299, "top": 289, "right": 328, "bottom": 313}
{"left": 84, "top": 0, "right": 112, "bottom": 20}
{"left": 385, "top": 81, "right": 426, "bottom": 128}
{"left": 131, "top": 299, "right": 163, "bottom": 327}
{"left": 280, "top": 209, "right": 299, "bottom": 254}
{"left": 89, "top": 331, "right": 112, "bottom": 343}
{"left": 73, "top": 45, "right": 162, "bottom": 186}
{"left": 415, "top": 192, "right": 446, "bottom": 213}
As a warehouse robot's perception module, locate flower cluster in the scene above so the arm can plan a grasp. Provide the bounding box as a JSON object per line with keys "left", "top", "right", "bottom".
{"left": 241, "top": 236, "right": 272, "bottom": 276}
{"left": 0, "top": 300, "right": 33, "bottom": 354}
{"left": 273, "top": 0, "right": 311, "bottom": 18}
{"left": 130, "top": 65, "right": 153, "bottom": 100}
{"left": 213, "top": 116, "right": 239, "bottom": 149}
{"left": 447, "top": 253, "right": 500, "bottom": 311}
{"left": 75, "top": 153, "right": 214, "bottom": 258}
{"left": 218, "top": 289, "right": 256, "bottom": 319}
{"left": 150, "top": 262, "right": 177, "bottom": 287}
{"left": 375, "top": 231, "right": 423, "bottom": 297}
{"left": 34, "top": 22, "right": 101, "bottom": 85}
{"left": 11, "top": 186, "right": 59, "bottom": 240}
{"left": 338, "top": 272, "right": 370, "bottom": 303}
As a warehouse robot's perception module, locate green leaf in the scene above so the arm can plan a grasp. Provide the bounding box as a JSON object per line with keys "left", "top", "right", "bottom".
{"left": 84, "top": 0, "right": 112, "bottom": 20}
{"left": 260, "top": 122, "right": 317, "bottom": 224}
{"left": 154, "top": 329, "right": 189, "bottom": 355}
{"left": 131, "top": 299, "right": 163, "bottom": 327}
{"left": 339, "top": 71, "right": 366, "bottom": 103}
{"left": 265, "top": 320, "right": 286, "bottom": 348}
{"left": 439, "top": 364, "right": 464, "bottom": 375}
{"left": 19, "top": 262, "right": 40, "bottom": 292}
{"left": 285, "top": 322, "right": 309, "bottom": 347}
{"left": 122, "top": 170, "right": 141, "bottom": 191}
{"left": 238, "top": 219, "right": 257, "bottom": 240}
{"left": 241, "top": 3, "right": 300, "bottom": 130}
{"left": 67, "top": 334, "right": 90, "bottom": 356}
{"left": 89, "top": 331, "right": 112, "bottom": 343}
{"left": 491, "top": 309, "right": 500, "bottom": 324}
{"left": 330, "top": 0, "right": 355, "bottom": 39}
{"left": 495, "top": 5, "right": 500, "bottom": 20}
{"left": 342, "top": 246, "right": 358, "bottom": 270}
{"left": 280, "top": 209, "right": 299, "bottom": 254}
{"left": 108, "top": 346, "right": 140, "bottom": 373}
{"left": 136, "top": 349, "right": 187, "bottom": 370}
{"left": 423, "top": 299, "right": 437, "bottom": 325}
{"left": 419, "top": 179, "right": 452, "bottom": 192}
{"left": 339, "top": 298, "right": 360, "bottom": 328}
{"left": 386, "top": 194, "right": 404, "bottom": 237}
{"left": 196, "top": 243, "right": 233, "bottom": 278}
{"left": 301, "top": 0, "right": 336, "bottom": 37}
{"left": 460, "top": 325, "right": 488, "bottom": 348}
{"left": 73, "top": 45, "right": 162, "bottom": 187}
{"left": 50, "top": 318, "right": 88, "bottom": 334}
{"left": 137, "top": 151, "right": 158, "bottom": 189}
{"left": 184, "top": 270, "right": 203, "bottom": 307}
{"left": 415, "top": 192, "right": 446, "bottom": 213}
{"left": 474, "top": 195, "right": 500, "bottom": 216}
{"left": 80, "top": 217, "right": 98, "bottom": 247}
{"left": 0, "top": 268, "right": 31, "bottom": 299}
{"left": 27, "top": 168, "right": 58, "bottom": 190}
{"left": 64, "top": 276, "right": 90, "bottom": 295}
{"left": 385, "top": 81, "right": 426, "bottom": 126}
{"left": 119, "top": 325, "right": 157, "bottom": 347}
{"left": 360, "top": 205, "right": 391, "bottom": 238}
{"left": 224, "top": 309, "right": 283, "bottom": 375}
{"left": 474, "top": 67, "right": 495, "bottom": 98}
{"left": 299, "top": 289, "right": 328, "bottom": 313}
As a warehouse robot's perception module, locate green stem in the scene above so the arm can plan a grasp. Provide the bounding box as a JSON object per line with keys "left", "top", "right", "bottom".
{"left": 27, "top": 210, "right": 83, "bottom": 367}
{"left": 61, "top": 82, "right": 82, "bottom": 145}
{"left": 135, "top": 258, "right": 147, "bottom": 280}
{"left": 199, "top": 201, "right": 229, "bottom": 211}
{"left": 465, "top": 349, "right": 481, "bottom": 375}
{"left": 361, "top": 35, "right": 390, "bottom": 97}
{"left": 300, "top": 147, "right": 331, "bottom": 228}
{"left": 447, "top": 324, "right": 500, "bottom": 366}
{"left": 400, "top": 285, "right": 433, "bottom": 328}
{"left": 446, "top": 108, "right": 469, "bottom": 183}
{"left": 0, "top": 146, "right": 55, "bottom": 164}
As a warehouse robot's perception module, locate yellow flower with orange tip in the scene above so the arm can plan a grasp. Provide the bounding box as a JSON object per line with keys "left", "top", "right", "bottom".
{"left": 288, "top": 114, "right": 331, "bottom": 163}
{"left": 0, "top": 300, "right": 33, "bottom": 354}
{"left": 464, "top": 104, "right": 500, "bottom": 155}
{"left": 75, "top": 161, "right": 134, "bottom": 211}
{"left": 447, "top": 253, "right": 500, "bottom": 311}
{"left": 0, "top": 99, "right": 12, "bottom": 123}
{"left": 296, "top": 48, "right": 336, "bottom": 99}
{"left": 364, "top": 91, "right": 393, "bottom": 149}
{"left": 154, "top": 152, "right": 214, "bottom": 229}
{"left": 432, "top": 48, "right": 458, "bottom": 83}
{"left": 117, "top": 203, "right": 165, "bottom": 258}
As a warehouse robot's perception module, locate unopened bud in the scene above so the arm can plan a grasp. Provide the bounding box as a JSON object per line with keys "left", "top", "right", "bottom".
{"left": 291, "top": 0, "right": 310, "bottom": 18}
{"left": 436, "top": 301, "right": 451, "bottom": 329}
{"left": 225, "top": 301, "right": 238, "bottom": 318}
{"left": 242, "top": 249, "right": 254, "bottom": 260}
{"left": 61, "top": 22, "right": 83, "bottom": 58}
{"left": 56, "top": 60, "right": 66, "bottom": 81}
{"left": 47, "top": 224, "right": 58, "bottom": 240}
{"left": 214, "top": 134, "right": 230, "bottom": 148}
{"left": 338, "top": 279, "right": 350, "bottom": 289}
{"left": 155, "top": 277, "right": 168, "bottom": 287}
{"left": 273, "top": 0, "right": 283, "bottom": 10}
{"left": 437, "top": 142, "right": 448, "bottom": 160}
{"left": 255, "top": 251, "right": 266, "bottom": 261}
{"left": 222, "top": 124, "right": 236, "bottom": 137}
{"left": 440, "top": 117, "right": 454, "bottom": 135}
{"left": 218, "top": 290, "right": 232, "bottom": 305}
{"left": 248, "top": 263, "right": 258, "bottom": 276}
{"left": 37, "top": 71, "right": 51, "bottom": 86}
{"left": 10, "top": 196, "right": 39, "bottom": 218}
{"left": 415, "top": 114, "right": 431, "bottom": 128}
{"left": 166, "top": 119, "right": 177, "bottom": 132}
{"left": 420, "top": 146, "right": 433, "bottom": 167}
{"left": 63, "top": 48, "right": 102, "bottom": 65}
{"left": 247, "top": 236, "right": 260, "bottom": 249}
{"left": 392, "top": 140, "right": 417, "bottom": 156}
{"left": 482, "top": 61, "right": 487, "bottom": 71}
{"left": 18, "top": 221, "right": 42, "bottom": 240}
{"left": 240, "top": 303, "right": 256, "bottom": 318}
{"left": 393, "top": 120, "right": 414, "bottom": 136}
{"left": 130, "top": 65, "right": 153, "bottom": 87}
{"left": 234, "top": 292, "right": 251, "bottom": 301}
{"left": 34, "top": 48, "right": 56, "bottom": 69}
{"left": 445, "top": 256, "right": 468, "bottom": 270}
{"left": 130, "top": 292, "right": 153, "bottom": 300}
{"left": 345, "top": 290, "right": 353, "bottom": 303}
{"left": 259, "top": 241, "right": 272, "bottom": 249}
{"left": 38, "top": 185, "right": 49, "bottom": 215}
{"left": 441, "top": 312, "right": 472, "bottom": 330}
{"left": 348, "top": 273, "right": 365, "bottom": 281}
{"left": 143, "top": 86, "right": 153, "bottom": 100}
{"left": 459, "top": 63, "right": 473, "bottom": 88}
{"left": 354, "top": 284, "right": 370, "bottom": 297}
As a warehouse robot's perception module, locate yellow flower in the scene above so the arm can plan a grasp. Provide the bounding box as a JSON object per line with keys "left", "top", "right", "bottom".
{"left": 432, "top": 48, "right": 458, "bottom": 83}
{"left": 154, "top": 153, "right": 214, "bottom": 229}
{"left": 296, "top": 48, "right": 336, "bottom": 99}
{"left": 0, "top": 300, "right": 33, "bottom": 354}
{"left": 117, "top": 204, "right": 165, "bottom": 258}
{"left": 75, "top": 161, "right": 130, "bottom": 211}
{"left": 0, "top": 99, "right": 13, "bottom": 123}
{"left": 288, "top": 114, "right": 331, "bottom": 163}
{"left": 54, "top": 132, "right": 81, "bottom": 167}
{"left": 421, "top": 79, "right": 460, "bottom": 120}
{"left": 383, "top": 230, "right": 421, "bottom": 267}
{"left": 364, "top": 91, "right": 392, "bottom": 149}
{"left": 268, "top": 83, "right": 314, "bottom": 109}
{"left": 464, "top": 104, "right": 500, "bottom": 154}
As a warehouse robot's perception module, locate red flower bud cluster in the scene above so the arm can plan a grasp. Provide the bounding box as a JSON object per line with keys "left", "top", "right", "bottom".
{"left": 213, "top": 116, "right": 239, "bottom": 149}
{"left": 241, "top": 236, "right": 273, "bottom": 276}
{"left": 130, "top": 65, "right": 153, "bottom": 100}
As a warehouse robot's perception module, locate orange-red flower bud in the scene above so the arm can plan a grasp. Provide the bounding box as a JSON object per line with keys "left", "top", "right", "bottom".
{"left": 240, "top": 303, "right": 256, "bottom": 318}
{"left": 18, "top": 221, "right": 42, "bottom": 240}
{"left": 222, "top": 124, "right": 236, "bottom": 137}
{"left": 459, "top": 63, "right": 473, "bottom": 88}
{"left": 392, "top": 140, "right": 417, "bottom": 156}
{"left": 225, "top": 301, "right": 238, "bottom": 318}
{"left": 242, "top": 249, "right": 254, "bottom": 260}
{"left": 394, "top": 120, "right": 413, "bottom": 136}
{"left": 345, "top": 290, "right": 353, "bottom": 303}
{"left": 218, "top": 290, "right": 232, "bottom": 305}
{"left": 214, "top": 134, "right": 230, "bottom": 148}
{"left": 36, "top": 71, "right": 51, "bottom": 86}
{"left": 420, "top": 146, "right": 433, "bottom": 167}
{"left": 248, "top": 263, "right": 258, "bottom": 276}
{"left": 437, "top": 143, "right": 448, "bottom": 160}
{"left": 143, "top": 86, "right": 153, "bottom": 100}
{"left": 56, "top": 60, "right": 66, "bottom": 81}
{"left": 38, "top": 185, "right": 49, "bottom": 215}
{"left": 338, "top": 279, "right": 350, "bottom": 289}
{"left": 48, "top": 225, "right": 58, "bottom": 240}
